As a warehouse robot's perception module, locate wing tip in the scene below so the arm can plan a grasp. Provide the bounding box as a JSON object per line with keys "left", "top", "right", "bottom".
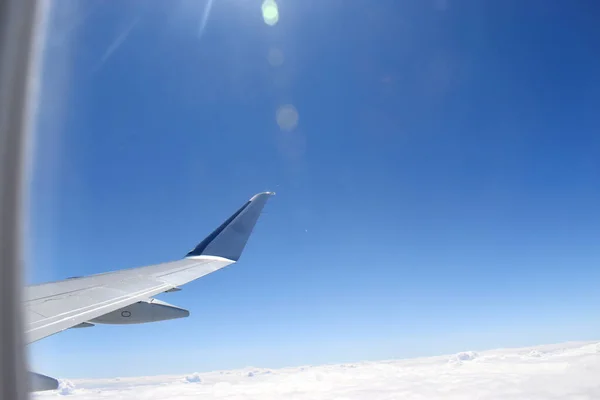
{"left": 250, "top": 191, "right": 276, "bottom": 201}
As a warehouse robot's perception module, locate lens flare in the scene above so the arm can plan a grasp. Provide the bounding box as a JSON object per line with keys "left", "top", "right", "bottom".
{"left": 262, "top": 0, "right": 279, "bottom": 26}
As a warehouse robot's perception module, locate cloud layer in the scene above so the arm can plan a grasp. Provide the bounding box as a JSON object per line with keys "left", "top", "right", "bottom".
{"left": 34, "top": 341, "right": 600, "bottom": 399}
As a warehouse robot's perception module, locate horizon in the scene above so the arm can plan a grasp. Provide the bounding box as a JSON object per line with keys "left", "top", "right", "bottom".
{"left": 34, "top": 340, "right": 600, "bottom": 398}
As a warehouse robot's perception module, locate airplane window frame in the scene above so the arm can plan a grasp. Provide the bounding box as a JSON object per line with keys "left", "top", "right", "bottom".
{"left": 0, "top": 0, "right": 46, "bottom": 399}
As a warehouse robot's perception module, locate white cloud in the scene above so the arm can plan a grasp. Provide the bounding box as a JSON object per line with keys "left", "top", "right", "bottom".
{"left": 447, "top": 350, "right": 478, "bottom": 365}
{"left": 56, "top": 380, "right": 75, "bottom": 396}
{"left": 184, "top": 373, "right": 202, "bottom": 383}
{"left": 33, "top": 341, "right": 600, "bottom": 399}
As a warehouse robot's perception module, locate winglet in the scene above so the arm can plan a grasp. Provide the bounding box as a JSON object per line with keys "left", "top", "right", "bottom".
{"left": 186, "top": 192, "right": 274, "bottom": 261}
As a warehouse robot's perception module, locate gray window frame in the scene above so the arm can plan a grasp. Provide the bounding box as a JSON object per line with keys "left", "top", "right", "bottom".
{"left": 0, "top": 1, "right": 46, "bottom": 399}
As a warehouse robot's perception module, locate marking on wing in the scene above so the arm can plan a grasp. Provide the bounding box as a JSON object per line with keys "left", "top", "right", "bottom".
{"left": 26, "top": 285, "right": 105, "bottom": 303}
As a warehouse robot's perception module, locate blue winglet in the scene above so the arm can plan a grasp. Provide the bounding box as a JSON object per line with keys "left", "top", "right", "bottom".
{"left": 186, "top": 192, "right": 274, "bottom": 261}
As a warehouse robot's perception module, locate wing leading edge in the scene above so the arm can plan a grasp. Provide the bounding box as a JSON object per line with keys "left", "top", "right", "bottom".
{"left": 24, "top": 192, "right": 274, "bottom": 344}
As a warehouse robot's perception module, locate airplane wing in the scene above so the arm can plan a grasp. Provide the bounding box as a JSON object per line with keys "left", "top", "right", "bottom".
{"left": 24, "top": 192, "right": 274, "bottom": 347}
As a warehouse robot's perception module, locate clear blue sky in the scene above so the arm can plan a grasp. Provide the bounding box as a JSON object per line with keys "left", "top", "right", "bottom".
{"left": 28, "top": 0, "right": 600, "bottom": 379}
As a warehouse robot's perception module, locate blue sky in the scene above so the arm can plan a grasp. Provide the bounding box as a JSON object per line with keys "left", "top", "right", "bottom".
{"left": 28, "top": 0, "right": 600, "bottom": 379}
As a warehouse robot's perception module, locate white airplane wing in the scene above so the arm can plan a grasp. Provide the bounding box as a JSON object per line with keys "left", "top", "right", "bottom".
{"left": 24, "top": 192, "right": 274, "bottom": 390}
